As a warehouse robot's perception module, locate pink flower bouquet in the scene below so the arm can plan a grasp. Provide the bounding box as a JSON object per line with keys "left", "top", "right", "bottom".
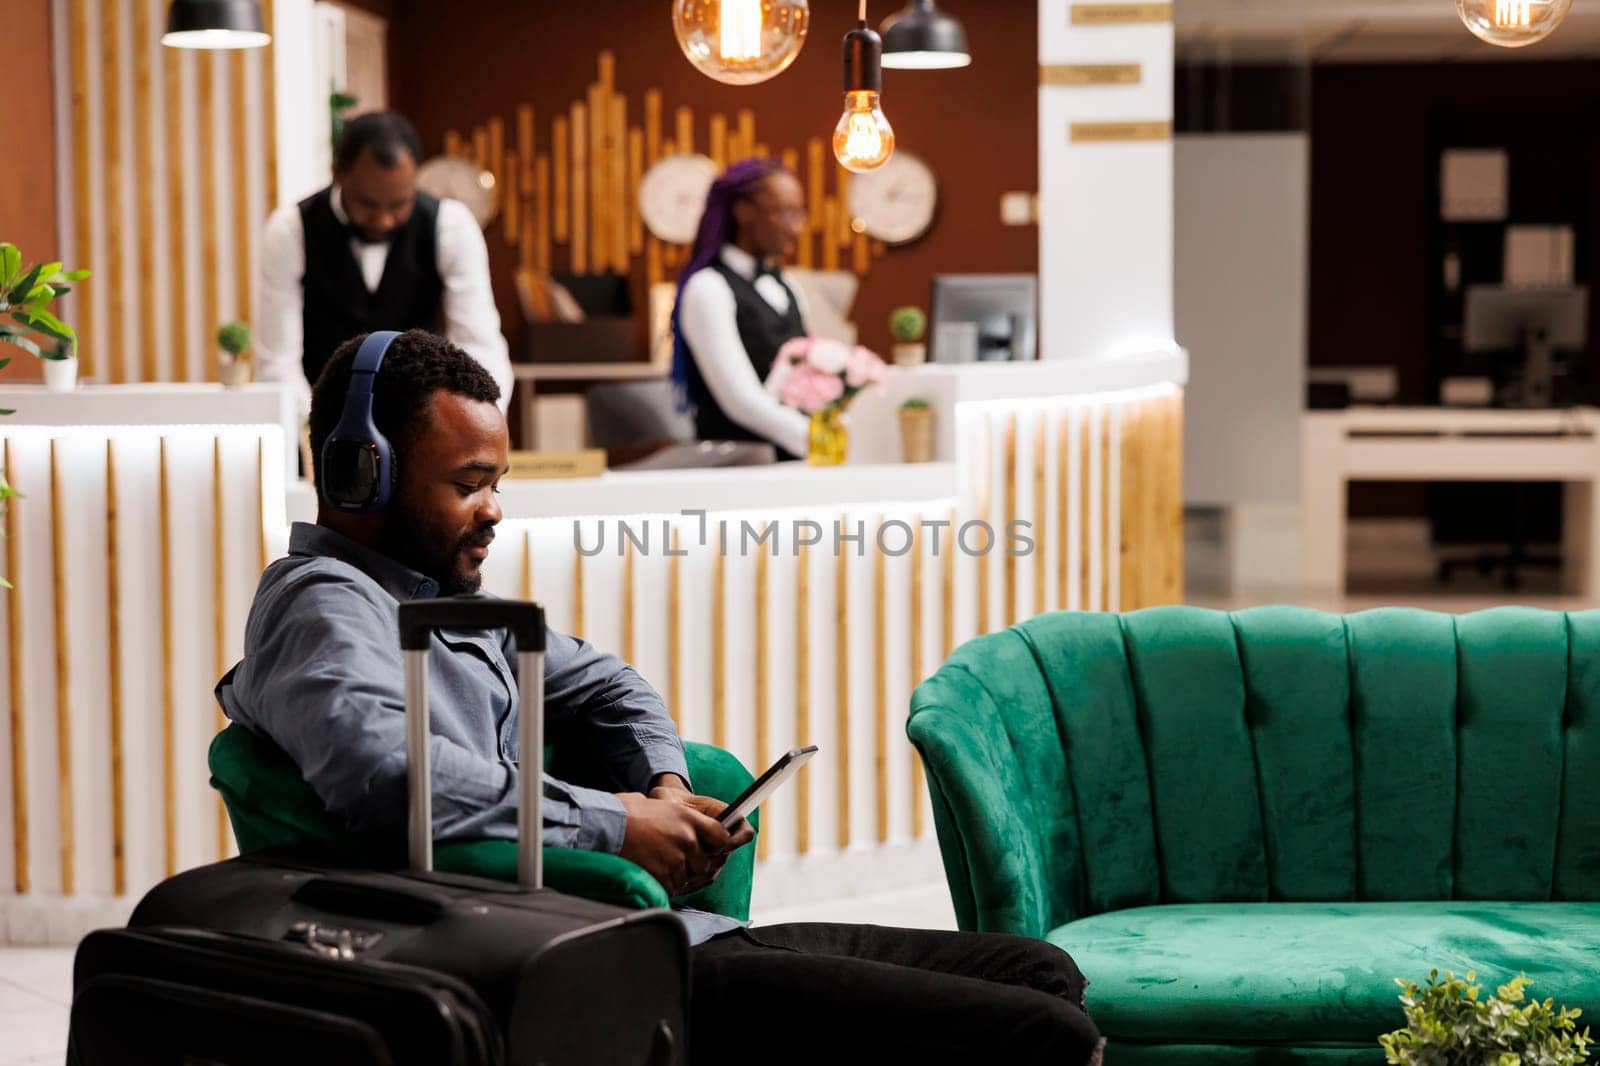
{"left": 764, "top": 336, "right": 887, "bottom": 415}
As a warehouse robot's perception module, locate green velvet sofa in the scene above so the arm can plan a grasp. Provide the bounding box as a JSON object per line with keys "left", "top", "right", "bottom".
{"left": 908, "top": 606, "right": 1600, "bottom": 1063}
{"left": 209, "top": 723, "right": 757, "bottom": 919}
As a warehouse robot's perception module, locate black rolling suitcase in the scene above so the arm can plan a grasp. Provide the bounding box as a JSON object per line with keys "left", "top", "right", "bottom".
{"left": 69, "top": 599, "right": 689, "bottom": 1066}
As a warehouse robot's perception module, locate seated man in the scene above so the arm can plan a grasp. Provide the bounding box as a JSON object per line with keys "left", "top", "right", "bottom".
{"left": 217, "top": 328, "right": 1102, "bottom": 1066}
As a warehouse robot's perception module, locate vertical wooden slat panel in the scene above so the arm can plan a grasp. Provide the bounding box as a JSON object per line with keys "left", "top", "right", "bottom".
{"left": 941, "top": 506, "right": 955, "bottom": 660}
{"left": 1080, "top": 413, "right": 1092, "bottom": 610}
{"left": 231, "top": 50, "right": 252, "bottom": 332}
{"left": 488, "top": 116, "right": 505, "bottom": 198}
{"left": 587, "top": 85, "right": 606, "bottom": 273}
{"left": 1163, "top": 393, "right": 1185, "bottom": 605}
{"left": 835, "top": 171, "right": 852, "bottom": 247}
{"left": 570, "top": 103, "right": 588, "bottom": 273}
{"left": 70, "top": 0, "right": 94, "bottom": 378}
{"left": 598, "top": 49, "right": 615, "bottom": 90}
{"left": 1034, "top": 415, "right": 1048, "bottom": 615}
{"left": 709, "top": 113, "right": 727, "bottom": 169}
{"left": 873, "top": 519, "right": 888, "bottom": 844}
{"left": 503, "top": 150, "right": 520, "bottom": 245}
{"left": 621, "top": 535, "right": 635, "bottom": 666}
{"left": 821, "top": 199, "right": 840, "bottom": 270}
{"left": 755, "top": 534, "right": 770, "bottom": 861}
{"left": 675, "top": 106, "right": 694, "bottom": 156}
{"left": 1058, "top": 412, "right": 1071, "bottom": 611}
{"left": 105, "top": 441, "right": 126, "bottom": 894}
{"left": 164, "top": 45, "right": 189, "bottom": 380}
{"left": 213, "top": 440, "right": 229, "bottom": 860}
{"left": 517, "top": 104, "right": 535, "bottom": 193}
{"left": 5, "top": 440, "right": 26, "bottom": 893}
{"left": 1119, "top": 400, "right": 1144, "bottom": 612}
{"left": 520, "top": 529, "right": 534, "bottom": 600}
{"left": 50, "top": 442, "right": 74, "bottom": 894}
{"left": 668, "top": 527, "right": 682, "bottom": 729}
{"left": 795, "top": 537, "right": 810, "bottom": 854}
{"left": 200, "top": 53, "right": 221, "bottom": 383}
{"left": 712, "top": 524, "right": 726, "bottom": 751}
{"left": 806, "top": 138, "right": 825, "bottom": 250}
{"left": 1004, "top": 413, "right": 1018, "bottom": 625}
{"left": 535, "top": 154, "right": 552, "bottom": 272}
{"left": 572, "top": 543, "right": 585, "bottom": 637}
{"left": 159, "top": 437, "right": 175, "bottom": 876}
{"left": 835, "top": 529, "right": 849, "bottom": 850}
{"left": 736, "top": 108, "right": 756, "bottom": 163}
{"left": 552, "top": 115, "right": 570, "bottom": 243}
{"left": 645, "top": 90, "right": 663, "bottom": 165}
{"left": 628, "top": 127, "right": 645, "bottom": 256}
{"left": 780, "top": 147, "right": 799, "bottom": 175}
{"left": 134, "top": 0, "right": 159, "bottom": 382}
{"left": 262, "top": 0, "right": 278, "bottom": 209}
{"left": 519, "top": 192, "right": 535, "bottom": 273}
{"left": 610, "top": 94, "right": 629, "bottom": 272}
{"left": 977, "top": 417, "right": 992, "bottom": 632}
{"left": 852, "top": 230, "right": 870, "bottom": 274}
{"left": 1103, "top": 409, "right": 1114, "bottom": 611}
{"left": 104, "top": 0, "right": 126, "bottom": 382}
{"left": 909, "top": 515, "right": 925, "bottom": 838}
{"left": 444, "top": 129, "right": 462, "bottom": 157}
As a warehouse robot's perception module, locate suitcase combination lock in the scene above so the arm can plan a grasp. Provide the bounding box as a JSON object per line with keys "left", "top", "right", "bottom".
{"left": 286, "top": 920, "right": 384, "bottom": 961}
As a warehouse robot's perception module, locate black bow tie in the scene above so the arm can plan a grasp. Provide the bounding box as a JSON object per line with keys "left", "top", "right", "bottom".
{"left": 754, "top": 262, "right": 780, "bottom": 280}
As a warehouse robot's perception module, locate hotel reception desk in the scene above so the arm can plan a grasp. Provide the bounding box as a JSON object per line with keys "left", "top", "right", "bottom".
{"left": 0, "top": 349, "right": 1185, "bottom": 942}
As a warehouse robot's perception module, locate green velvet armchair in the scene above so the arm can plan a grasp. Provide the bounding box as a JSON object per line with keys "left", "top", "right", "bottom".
{"left": 908, "top": 606, "right": 1600, "bottom": 1063}
{"left": 210, "top": 723, "right": 757, "bottom": 919}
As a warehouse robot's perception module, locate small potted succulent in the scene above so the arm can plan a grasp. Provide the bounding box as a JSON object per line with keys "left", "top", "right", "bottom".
{"left": 899, "top": 397, "right": 934, "bottom": 464}
{"left": 217, "top": 321, "right": 253, "bottom": 387}
{"left": 890, "top": 306, "right": 927, "bottom": 367}
{"left": 1380, "top": 969, "right": 1591, "bottom": 1065}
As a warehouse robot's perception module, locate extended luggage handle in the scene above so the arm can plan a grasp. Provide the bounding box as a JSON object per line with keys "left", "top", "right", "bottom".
{"left": 398, "top": 598, "right": 547, "bottom": 890}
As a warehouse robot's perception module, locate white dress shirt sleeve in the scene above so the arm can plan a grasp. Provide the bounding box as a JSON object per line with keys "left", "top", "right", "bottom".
{"left": 256, "top": 204, "right": 312, "bottom": 417}
{"left": 435, "top": 197, "right": 514, "bottom": 412}
{"left": 678, "top": 268, "right": 811, "bottom": 458}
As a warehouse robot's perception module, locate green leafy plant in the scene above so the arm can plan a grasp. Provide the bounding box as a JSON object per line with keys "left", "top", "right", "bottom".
{"left": 330, "top": 90, "right": 359, "bottom": 156}
{"left": 901, "top": 397, "right": 930, "bottom": 411}
{"left": 217, "top": 321, "right": 252, "bottom": 361}
{"left": 890, "top": 306, "right": 927, "bottom": 344}
{"left": 1380, "top": 970, "right": 1591, "bottom": 1066}
{"left": 0, "top": 243, "right": 89, "bottom": 364}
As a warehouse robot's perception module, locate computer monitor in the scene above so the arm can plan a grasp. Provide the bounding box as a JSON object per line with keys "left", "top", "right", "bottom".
{"left": 929, "top": 274, "right": 1038, "bottom": 363}
{"left": 1463, "top": 285, "right": 1588, "bottom": 407}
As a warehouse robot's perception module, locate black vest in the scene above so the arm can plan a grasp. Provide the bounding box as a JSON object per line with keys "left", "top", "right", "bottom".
{"left": 298, "top": 186, "right": 445, "bottom": 387}
{"left": 687, "top": 260, "right": 806, "bottom": 458}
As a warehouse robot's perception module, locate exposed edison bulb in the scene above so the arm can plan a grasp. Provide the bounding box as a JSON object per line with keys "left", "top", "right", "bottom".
{"left": 833, "top": 90, "right": 895, "bottom": 174}
{"left": 1455, "top": 0, "right": 1572, "bottom": 47}
{"left": 673, "top": 0, "right": 811, "bottom": 85}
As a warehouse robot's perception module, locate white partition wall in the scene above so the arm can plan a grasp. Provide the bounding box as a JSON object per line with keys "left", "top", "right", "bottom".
{"left": 1038, "top": 1, "right": 1176, "bottom": 363}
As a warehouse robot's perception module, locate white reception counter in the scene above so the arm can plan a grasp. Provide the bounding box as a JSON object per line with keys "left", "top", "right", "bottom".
{"left": 0, "top": 350, "right": 1185, "bottom": 941}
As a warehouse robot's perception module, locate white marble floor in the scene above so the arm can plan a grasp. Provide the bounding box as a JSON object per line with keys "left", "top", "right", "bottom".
{"left": 0, "top": 881, "right": 959, "bottom": 1065}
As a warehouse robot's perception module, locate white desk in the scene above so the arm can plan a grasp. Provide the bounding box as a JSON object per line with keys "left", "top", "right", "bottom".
{"left": 1301, "top": 406, "right": 1600, "bottom": 599}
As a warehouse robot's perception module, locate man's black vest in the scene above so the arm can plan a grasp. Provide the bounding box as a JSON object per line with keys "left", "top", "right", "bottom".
{"left": 297, "top": 186, "right": 445, "bottom": 387}
{"left": 687, "top": 259, "right": 806, "bottom": 459}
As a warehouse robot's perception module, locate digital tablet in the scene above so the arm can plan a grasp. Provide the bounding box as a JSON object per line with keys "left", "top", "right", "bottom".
{"left": 718, "top": 746, "right": 819, "bottom": 829}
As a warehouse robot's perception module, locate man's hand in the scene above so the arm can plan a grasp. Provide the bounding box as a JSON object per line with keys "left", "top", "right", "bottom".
{"left": 649, "top": 777, "right": 757, "bottom": 855}
{"left": 617, "top": 791, "right": 734, "bottom": 896}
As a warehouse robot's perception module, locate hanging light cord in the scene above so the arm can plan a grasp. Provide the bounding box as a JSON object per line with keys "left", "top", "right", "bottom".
{"left": 859, "top": 0, "right": 867, "bottom": 23}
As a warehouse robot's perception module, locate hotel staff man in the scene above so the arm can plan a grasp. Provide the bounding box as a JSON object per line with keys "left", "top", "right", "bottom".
{"left": 256, "top": 111, "right": 514, "bottom": 414}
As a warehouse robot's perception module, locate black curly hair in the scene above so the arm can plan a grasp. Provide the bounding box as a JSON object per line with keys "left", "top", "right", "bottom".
{"left": 308, "top": 329, "right": 501, "bottom": 497}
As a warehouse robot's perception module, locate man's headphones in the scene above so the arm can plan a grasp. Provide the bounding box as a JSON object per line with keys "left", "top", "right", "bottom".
{"left": 319, "top": 330, "right": 401, "bottom": 513}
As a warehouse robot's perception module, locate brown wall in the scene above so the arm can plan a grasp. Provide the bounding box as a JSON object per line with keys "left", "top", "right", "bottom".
{"left": 387, "top": 0, "right": 1036, "bottom": 361}
{"left": 0, "top": 0, "right": 58, "bottom": 383}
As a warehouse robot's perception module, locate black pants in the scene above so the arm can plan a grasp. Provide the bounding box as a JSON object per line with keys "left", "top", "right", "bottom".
{"left": 689, "top": 923, "right": 1103, "bottom": 1066}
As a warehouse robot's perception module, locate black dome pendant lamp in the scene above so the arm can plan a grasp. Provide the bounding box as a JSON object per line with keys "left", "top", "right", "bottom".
{"left": 879, "top": 0, "right": 970, "bottom": 70}
{"left": 162, "top": 0, "right": 270, "bottom": 50}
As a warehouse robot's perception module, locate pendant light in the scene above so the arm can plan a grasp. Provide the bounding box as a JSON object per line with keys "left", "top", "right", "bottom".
{"left": 162, "top": 0, "right": 270, "bottom": 49}
{"left": 880, "top": 0, "right": 970, "bottom": 70}
{"left": 1454, "top": 0, "right": 1572, "bottom": 47}
{"left": 833, "top": 1, "right": 896, "bottom": 174}
{"left": 672, "top": 0, "right": 811, "bottom": 85}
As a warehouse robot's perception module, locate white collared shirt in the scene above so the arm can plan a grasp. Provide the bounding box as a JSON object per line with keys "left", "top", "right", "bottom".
{"left": 256, "top": 186, "right": 515, "bottom": 416}
{"left": 677, "top": 244, "right": 812, "bottom": 457}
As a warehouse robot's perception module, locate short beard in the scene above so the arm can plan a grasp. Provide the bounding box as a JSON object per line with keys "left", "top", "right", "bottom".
{"left": 378, "top": 495, "right": 488, "bottom": 596}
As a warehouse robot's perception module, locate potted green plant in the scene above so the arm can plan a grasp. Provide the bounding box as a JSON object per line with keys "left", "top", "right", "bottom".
{"left": 1380, "top": 969, "right": 1591, "bottom": 1065}
{"left": 217, "top": 321, "right": 253, "bottom": 387}
{"left": 0, "top": 242, "right": 90, "bottom": 391}
{"left": 899, "top": 397, "right": 934, "bottom": 464}
{"left": 890, "top": 306, "right": 928, "bottom": 367}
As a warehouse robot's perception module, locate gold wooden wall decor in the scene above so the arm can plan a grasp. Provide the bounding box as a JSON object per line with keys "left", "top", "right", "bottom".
{"left": 49, "top": 442, "right": 74, "bottom": 894}
{"left": 442, "top": 52, "right": 893, "bottom": 284}
{"left": 105, "top": 441, "right": 127, "bottom": 895}
{"left": 5, "top": 440, "right": 25, "bottom": 894}
{"left": 61, "top": 1, "right": 269, "bottom": 384}
{"left": 795, "top": 537, "right": 811, "bottom": 855}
